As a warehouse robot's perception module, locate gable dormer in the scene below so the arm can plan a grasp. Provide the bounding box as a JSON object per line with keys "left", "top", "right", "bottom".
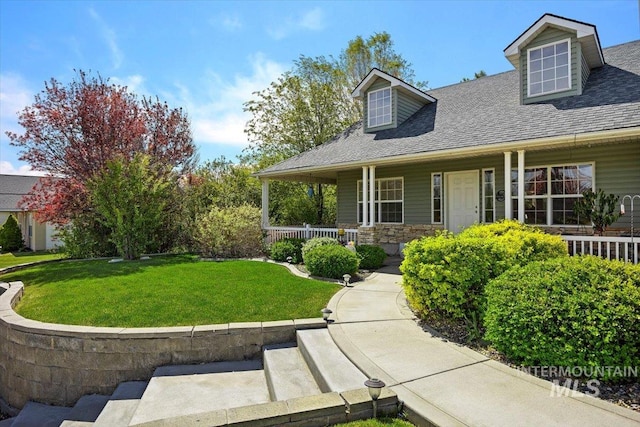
{"left": 351, "top": 68, "right": 435, "bottom": 133}
{"left": 504, "top": 14, "right": 604, "bottom": 104}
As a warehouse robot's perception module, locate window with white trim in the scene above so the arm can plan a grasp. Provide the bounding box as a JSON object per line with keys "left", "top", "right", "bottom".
{"left": 357, "top": 177, "right": 403, "bottom": 223}
{"left": 367, "top": 87, "right": 392, "bottom": 128}
{"left": 511, "top": 163, "right": 593, "bottom": 225}
{"left": 431, "top": 173, "right": 442, "bottom": 224}
{"left": 482, "top": 169, "right": 495, "bottom": 223}
{"left": 528, "top": 39, "right": 571, "bottom": 97}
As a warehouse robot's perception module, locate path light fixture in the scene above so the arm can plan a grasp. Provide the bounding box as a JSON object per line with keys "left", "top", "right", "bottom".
{"left": 364, "top": 378, "right": 385, "bottom": 418}
{"left": 343, "top": 274, "right": 351, "bottom": 286}
{"left": 286, "top": 256, "right": 293, "bottom": 264}
{"left": 321, "top": 308, "right": 332, "bottom": 323}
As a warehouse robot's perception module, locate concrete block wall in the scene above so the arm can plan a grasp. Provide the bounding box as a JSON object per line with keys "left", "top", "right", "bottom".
{"left": 0, "top": 281, "right": 326, "bottom": 409}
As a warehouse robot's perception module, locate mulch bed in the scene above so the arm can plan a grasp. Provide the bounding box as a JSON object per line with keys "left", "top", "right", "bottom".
{"left": 418, "top": 316, "right": 640, "bottom": 413}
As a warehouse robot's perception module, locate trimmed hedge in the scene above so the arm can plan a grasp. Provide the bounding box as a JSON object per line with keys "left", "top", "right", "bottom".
{"left": 195, "top": 204, "right": 264, "bottom": 258}
{"left": 305, "top": 244, "right": 359, "bottom": 279}
{"left": 356, "top": 245, "right": 387, "bottom": 270}
{"left": 400, "top": 220, "right": 567, "bottom": 321}
{"left": 301, "top": 237, "right": 340, "bottom": 262}
{"left": 270, "top": 238, "right": 305, "bottom": 263}
{"left": 484, "top": 256, "right": 640, "bottom": 379}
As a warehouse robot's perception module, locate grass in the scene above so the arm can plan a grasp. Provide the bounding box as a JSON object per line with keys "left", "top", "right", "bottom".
{"left": 1, "top": 255, "right": 341, "bottom": 327}
{"left": 333, "top": 419, "right": 413, "bottom": 427}
{"left": 0, "top": 251, "right": 64, "bottom": 269}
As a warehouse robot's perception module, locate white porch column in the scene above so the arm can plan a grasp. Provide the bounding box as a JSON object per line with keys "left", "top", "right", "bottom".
{"left": 504, "top": 152, "right": 512, "bottom": 220}
{"left": 517, "top": 150, "right": 526, "bottom": 223}
{"left": 362, "top": 166, "right": 368, "bottom": 227}
{"left": 369, "top": 166, "right": 376, "bottom": 227}
{"left": 261, "top": 179, "right": 270, "bottom": 228}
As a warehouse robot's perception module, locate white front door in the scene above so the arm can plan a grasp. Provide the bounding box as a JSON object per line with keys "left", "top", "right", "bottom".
{"left": 446, "top": 170, "right": 479, "bottom": 233}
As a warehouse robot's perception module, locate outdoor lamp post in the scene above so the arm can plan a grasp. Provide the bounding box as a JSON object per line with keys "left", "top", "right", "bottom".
{"left": 321, "top": 308, "right": 332, "bottom": 323}
{"left": 364, "top": 378, "right": 385, "bottom": 418}
{"left": 343, "top": 274, "right": 351, "bottom": 286}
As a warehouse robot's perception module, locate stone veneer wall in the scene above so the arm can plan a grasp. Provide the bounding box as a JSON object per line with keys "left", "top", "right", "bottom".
{"left": 0, "top": 281, "right": 325, "bottom": 409}
{"left": 350, "top": 224, "right": 444, "bottom": 252}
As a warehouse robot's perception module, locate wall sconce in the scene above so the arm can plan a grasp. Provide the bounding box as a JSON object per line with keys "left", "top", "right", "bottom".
{"left": 364, "top": 378, "right": 385, "bottom": 418}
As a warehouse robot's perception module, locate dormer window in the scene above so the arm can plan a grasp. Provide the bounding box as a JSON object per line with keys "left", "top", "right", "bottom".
{"left": 528, "top": 39, "right": 571, "bottom": 97}
{"left": 367, "top": 87, "right": 392, "bottom": 128}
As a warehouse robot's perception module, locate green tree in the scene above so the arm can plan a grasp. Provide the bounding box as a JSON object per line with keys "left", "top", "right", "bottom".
{"left": 88, "top": 154, "right": 173, "bottom": 259}
{"left": 0, "top": 215, "right": 24, "bottom": 252}
{"left": 573, "top": 189, "right": 621, "bottom": 235}
{"left": 244, "top": 32, "right": 422, "bottom": 224}
{"left": 461, "top": 70, "right": 487, "bottom": 82}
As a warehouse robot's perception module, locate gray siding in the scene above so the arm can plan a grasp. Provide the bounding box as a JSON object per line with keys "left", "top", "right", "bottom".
{"left": 337, "top": 140, "right": 639, "bottom": 230}
{"left": 397, "top": 92, "right": 424, "bottom": 125}
{"left": 581, "top": 50, "right": 590, "bottom": 92}
{"left": 520, "top": 27, "right": 581, "bottom": 104}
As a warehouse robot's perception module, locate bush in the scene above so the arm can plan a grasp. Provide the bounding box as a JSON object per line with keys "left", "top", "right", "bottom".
{"left": 0, "top": 215, "right": 24, "bottom": 252}
{"left": 400, "top": 220, "right": 567, "bottom": 322}
{"left": 305, "top": 244, "right": 359, "bottom": 279}
{"left": 195, "top": 204, "right": 263, "bottom": 258}
{"left": 356, "top": 245, "right": 387, "bottom": 269}
{"left": 269, "top": 238, "right": 305, "bottom": 263}
{"left": 301, "top": 237, "right": 340, "bottom": 262}
{"left": 484, "top": 256, "right": 640, "bottom": 379}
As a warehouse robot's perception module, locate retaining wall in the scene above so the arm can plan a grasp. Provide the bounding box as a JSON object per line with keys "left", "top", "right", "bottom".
{"left": 0, "top": 281, "right": 325, "bottom": 409}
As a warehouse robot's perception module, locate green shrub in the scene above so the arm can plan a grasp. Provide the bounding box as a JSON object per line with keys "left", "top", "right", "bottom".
{"left": 0, "top": 215, "right": 24, "bottom": 252}
{"left": 400, "top": 221, "right": 567, "bottom": 323}
{"left": 195, "top": 204, "right": 264, "bottom": 258}
{"left": 356, "top": 245, "right": 387, "bottom": 269}
{"left": 305, "top": 244, "right": 359, "bottom": 279}
{"left": 301, "top": 237, "right": 340, "bottom": 262}
{"left": 484, "top": 256, "right": 640, "bottom": 379}
{"left": 269, "top": 238, "right": 305, "bottom": 263}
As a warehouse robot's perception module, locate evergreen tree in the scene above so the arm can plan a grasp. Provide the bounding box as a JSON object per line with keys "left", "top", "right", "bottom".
{"left": 0, "top": 215, "right": 24, "bottom": 252}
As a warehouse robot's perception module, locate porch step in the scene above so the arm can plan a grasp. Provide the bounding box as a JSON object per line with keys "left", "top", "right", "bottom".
{"left": 10, "top": 401, "right": 71, "bottom": 427}
{"left": 263, "top": 343, "right": 322, "bottom": 401}
{"left": 93, "top": 381, "right": 148, "bottom": 427}
{"left": 297, "top": 328, "right": 368, "bottom": 393}
{"left": 66, "top": 394, "right": 110, "bottom": 423}
{"left": 127, "top": 360, "right": 270, "bottom": 426}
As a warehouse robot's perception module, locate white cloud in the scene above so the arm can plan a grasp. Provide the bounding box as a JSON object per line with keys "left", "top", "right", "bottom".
{"left": 0, "top": 73, "right": 33, "bottom": 137}
{"left": 110, "top": 74, "right": 146, "bottom": 94}
{"left": 170, "top": 54, "right": 286, "bottom": 149}
{"left": 89, "top": 8, "right": 123, "bottom": 69}
{"left": 221, "top": 14, "right": 243, "bottom": 31}
{"left": 267, "top": 7, "right": 326, "bottom": 40}
{"left": 0, "top": 161, "right": 46, "bottom": 176}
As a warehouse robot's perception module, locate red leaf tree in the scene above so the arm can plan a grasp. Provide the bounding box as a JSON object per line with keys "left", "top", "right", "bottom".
{"left": 6, "top": 70, "right": 196, "bottom": 225}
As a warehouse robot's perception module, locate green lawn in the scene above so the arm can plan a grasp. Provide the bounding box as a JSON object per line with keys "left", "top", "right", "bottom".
{"left": 2, "top": 255, "right": 341, "bottom": 327}
{"left": 0, "top": 251, "right": 65, "bottom": 269}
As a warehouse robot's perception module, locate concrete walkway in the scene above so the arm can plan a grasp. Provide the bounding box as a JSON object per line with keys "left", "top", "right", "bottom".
{"left": 326, "top": 259, "right": 640, "bottom": 427}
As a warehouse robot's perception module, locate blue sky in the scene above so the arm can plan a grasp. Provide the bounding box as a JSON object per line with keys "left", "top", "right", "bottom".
{"left": 1, "top": 0, "right": 638, "bottom": 175}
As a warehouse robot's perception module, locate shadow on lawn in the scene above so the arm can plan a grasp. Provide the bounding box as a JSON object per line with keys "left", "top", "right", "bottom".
{"left": 2, "top": 254, "right": 198, "bottom": 286}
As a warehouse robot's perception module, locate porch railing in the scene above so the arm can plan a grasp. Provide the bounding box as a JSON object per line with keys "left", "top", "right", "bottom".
{"left": 562, "top": 235, "right": 639, "bottom": 264}
{"left": 264, "top": 225, "right": 358, "bottom": 245}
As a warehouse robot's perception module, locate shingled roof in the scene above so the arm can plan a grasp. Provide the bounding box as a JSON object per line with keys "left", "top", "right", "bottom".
{"left": 257, "top": 40, "right": 640, "bottom": 179}
{"left": 0, "top": 175, "right": 40, "bottom": 211}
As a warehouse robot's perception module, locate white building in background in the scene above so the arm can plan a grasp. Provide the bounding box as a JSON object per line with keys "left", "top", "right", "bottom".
{"left": 0, "top": 174, "right": 59, "bottom": 251}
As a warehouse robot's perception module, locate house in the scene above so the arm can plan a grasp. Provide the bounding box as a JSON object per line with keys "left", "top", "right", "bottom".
{"left": 256, "top": 14, "right": 640, "bottom": 254}
{"left": 0, "top": 174, "right": 58, "bottom": 251}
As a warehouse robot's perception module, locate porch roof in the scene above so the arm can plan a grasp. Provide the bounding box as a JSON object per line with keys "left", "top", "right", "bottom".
{"left": 257, "top": 41, "right": 640, "bottom": 182}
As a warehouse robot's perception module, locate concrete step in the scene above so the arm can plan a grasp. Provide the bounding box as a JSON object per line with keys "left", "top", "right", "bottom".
{"left": 128, "top": 360, "right": 270, "bottom": 426}
{"left": 11, "top": 401, "right": 72, "bottom": 427}
{"left": 66, "top": 394, "right": 110, "bottom": 423}
{"left": 110, "top": 381, "right": 148, "bottom": 400}
{"left": 59, "top": 421, "right": 93, "bottom": 426}
{"left": 0, "top": 418, "right": 16, "bottom": 427}
{"left": 87, "top": 382, "right": 148, "bottom": 427}
{"left": 263, "top": 343, "right": 322, "bottom": 401}
{"left": 297, "top": 328, "right": 368, "bottom": 393}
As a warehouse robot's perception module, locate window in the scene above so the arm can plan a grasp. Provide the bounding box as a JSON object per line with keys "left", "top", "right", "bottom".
{"left": 482, "top": 169, "right": 495, "bottom": 223}
{"left": 432, "top": 173, "right": 442, "bottom": 224}
{"left": 528, "top": 39, "right": 571, "bottom": 97}
{"left": 511, "top": 163, "right": 593, "bottom": 225}
{"left": 367, "top": 87, "right": 392, "bottom": 128}
{"left": 358, "top": 177, "right": 403, "bottom": 223}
